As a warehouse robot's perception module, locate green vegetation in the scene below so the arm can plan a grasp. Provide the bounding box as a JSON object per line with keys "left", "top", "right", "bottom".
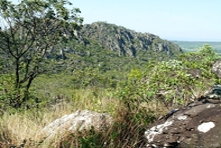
{"left": 117, "top": 45, "right": 220, "bottom": 113}
{"left": 0, "top": 43, "right": 220, "bottom": 147}
{"left": 1, "top": 1, "right": 221, "bottom": 148}
{"left": 80, "top": 22, "right": 183, "bottom": 57}
{"left": 0, "top": 0, "right": 82, "bottom": 109}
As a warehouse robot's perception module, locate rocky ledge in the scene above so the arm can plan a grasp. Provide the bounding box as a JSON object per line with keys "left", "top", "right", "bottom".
{"left": 145, "top": 85, "right": 221, "bottom": 148}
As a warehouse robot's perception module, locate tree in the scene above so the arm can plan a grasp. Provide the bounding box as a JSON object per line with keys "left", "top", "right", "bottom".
{"left": 0, "top": 0, "right": 83, "bottom": 108}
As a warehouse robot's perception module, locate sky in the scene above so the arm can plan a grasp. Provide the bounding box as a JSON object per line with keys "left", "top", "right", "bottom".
{"left": 11, "top": 0, "right": 221, "bottom": 41}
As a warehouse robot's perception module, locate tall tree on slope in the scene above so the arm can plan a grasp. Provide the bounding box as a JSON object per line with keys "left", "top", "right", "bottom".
{"left": 0, "top": 0, "right": 83, "bottom": 108}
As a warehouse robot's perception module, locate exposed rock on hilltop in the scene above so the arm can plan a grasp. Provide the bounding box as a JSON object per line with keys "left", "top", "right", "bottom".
{"left": 78, "top": 22, "right": 183, "bottom": 57}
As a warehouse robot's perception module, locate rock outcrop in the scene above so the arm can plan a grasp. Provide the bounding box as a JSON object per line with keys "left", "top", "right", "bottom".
{"left": 144, "top": 85, "right": 221, "bottom": 148}
{"left": 212, "top": 60, "right": 221, "bottom": 78}
{"left": 41, "top": 110, "right": 112, "bottom": 139}
{"left": 79, "top": 22, "right": 183, "bottom": 57}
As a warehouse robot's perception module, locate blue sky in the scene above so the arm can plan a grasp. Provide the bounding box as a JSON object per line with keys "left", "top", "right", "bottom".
{"left": 11, "top": 0, "right": 221, "bottom": 41}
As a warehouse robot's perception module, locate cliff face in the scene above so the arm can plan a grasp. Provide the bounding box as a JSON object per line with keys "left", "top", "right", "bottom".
{"left": 79, "top": 22, "right": 183, "bottom": 57}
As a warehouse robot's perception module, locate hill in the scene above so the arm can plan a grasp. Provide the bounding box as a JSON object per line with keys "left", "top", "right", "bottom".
{"left": 79, "top": 22, "right": 183, "bottom": 57}
{"left": 56, "top": 22, "right": 183, "bottom": 73}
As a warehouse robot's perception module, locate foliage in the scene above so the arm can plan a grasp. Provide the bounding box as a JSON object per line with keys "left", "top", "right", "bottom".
{"left": 1, "top": 44, "right": 221, "bottom": 147}
{"left": 0, "top": 74, "right": 18, "bottom": 111}
{"left": 0, "top": 0, "right": 82, "bottom": 109}
{"left": 59, "top": 128, "right": 104, "bottom": 148}
{"left": 71, "top": 68, "right": 118, "bottom": 89}
{"left": 0, "top": 74, "right": 43, "bottom": 113}
{"left": 116, "top": 44, "right": 221, "bottom": 125}
{"left": 0, "top": 4, "right": 220, "bottom": 145}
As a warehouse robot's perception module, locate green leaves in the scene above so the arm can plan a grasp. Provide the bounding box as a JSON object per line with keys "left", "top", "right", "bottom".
{"left": 71, "top": 68, "right": 117, "bottom": 89}
{"left": 116, "top": 45, "right": 221, "bottom": 123}
{"left": 0, "top": 0, "right": 83, "bottom": 109}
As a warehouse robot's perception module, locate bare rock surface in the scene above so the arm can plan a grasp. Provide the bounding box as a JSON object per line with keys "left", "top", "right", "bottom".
{"left": 145, "top": 85, "right": 221, "bottom": 148}
{"left": 41, "top": 110, "right": 112, "bottom": 139}
{"left": 212, "top": 60, "right": 221, "bottom": 78}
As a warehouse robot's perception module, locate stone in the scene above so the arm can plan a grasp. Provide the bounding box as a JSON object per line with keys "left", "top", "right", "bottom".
{"left": 144, "top": 85, "right": 221, "bottom": 148}
{"left": 212, "top": 60, "right": 221, "bottom": 78}
{"left": 40, "top": 110, "right": 112, "bottom": 139}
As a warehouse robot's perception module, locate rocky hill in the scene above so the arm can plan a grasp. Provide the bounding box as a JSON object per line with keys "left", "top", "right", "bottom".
{"left": 0, "top": 21, "right": 184, "bottom": 75}
{"left": 0, "top": 21, "right": 184, "bottom": 74}
{"left": 50, "top": 21, "right": 184, "bottom": 73}
{"left": 76, "top": 22, "right": 183, "bottom": 57}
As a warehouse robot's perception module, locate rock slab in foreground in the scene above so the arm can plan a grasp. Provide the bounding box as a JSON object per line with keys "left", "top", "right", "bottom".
{"left": 145, "top": 86, "right": 221, "bottom": 148}
{"left": 41, "top": 110, "right": 112, "bottom": 139}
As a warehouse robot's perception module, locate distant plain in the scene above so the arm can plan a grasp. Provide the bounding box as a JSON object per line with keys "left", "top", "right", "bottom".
{"left": 172, "top": 41, "right": 221, "bottom": 53}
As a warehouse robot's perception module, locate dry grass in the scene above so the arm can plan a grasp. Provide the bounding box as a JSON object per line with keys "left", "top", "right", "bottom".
{"left": 0, "top": 88, "right": 171, "bottom": 148}
{"left": 0, "top": 89, "right": 122, "bottom": 147}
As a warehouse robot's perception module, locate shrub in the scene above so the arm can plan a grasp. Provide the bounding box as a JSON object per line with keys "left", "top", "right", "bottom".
{"left": 116, "top": 44, "right": 221, "bottom": 124}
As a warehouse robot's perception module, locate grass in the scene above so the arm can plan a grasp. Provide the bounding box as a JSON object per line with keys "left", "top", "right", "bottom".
{"left": 0, "top": 86, "right": 168, "bottom": 148}
{"left": 0, "top": 68, "right": 184, "bottom": 147}
{"left": 0, "top": 44, "right": 218, "bottom": 147}
{"left": 0, "top": 87, "right": 120, "bottom": 147}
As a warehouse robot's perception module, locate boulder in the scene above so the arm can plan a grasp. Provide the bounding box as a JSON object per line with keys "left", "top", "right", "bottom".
{"left": 144, "top": 85, "right": 221, "bottom": 148}
{"left": 212, "top": 60, "right": 221, "bottom": 78}
{"left": 41, "top": 110, "right": 112, "bottom": 139}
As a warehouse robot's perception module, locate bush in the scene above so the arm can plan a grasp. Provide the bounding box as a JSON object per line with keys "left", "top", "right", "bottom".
{"left": 116, "top": 44, "right": 221, "bottom": 124}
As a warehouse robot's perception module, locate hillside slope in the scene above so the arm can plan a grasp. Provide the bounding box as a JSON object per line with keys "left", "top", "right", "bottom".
{"left": 51, "top": 22, "right": 184, "bottom": 74}
{"left": 0, "top": 22, "right": 184, "bottom": 75}
{"left": 78, "top": 22, "right": 183, "bottom": 57}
